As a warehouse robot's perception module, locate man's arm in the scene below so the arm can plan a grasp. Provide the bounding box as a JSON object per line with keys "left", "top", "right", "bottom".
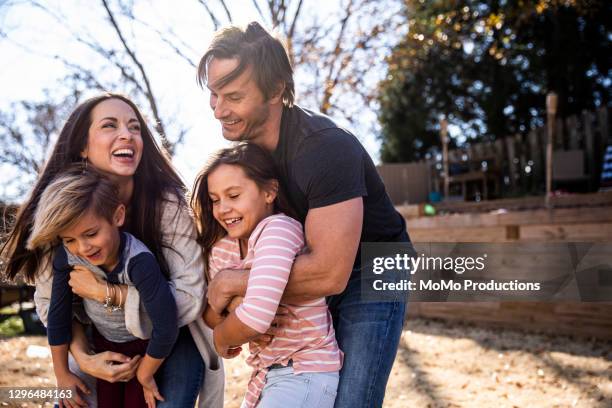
{"left": 283, "top": 197, "right": 363, "bottom": 300}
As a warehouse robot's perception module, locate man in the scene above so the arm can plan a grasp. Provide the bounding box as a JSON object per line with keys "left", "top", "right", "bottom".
{"left": 198, "top": 22, "right": 411, "bottom": 408}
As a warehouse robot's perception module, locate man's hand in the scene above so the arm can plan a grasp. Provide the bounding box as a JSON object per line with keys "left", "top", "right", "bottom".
{"left": 55, "top": 371, "right": 90, "bottom": 408}
{"left": 207, "top": 269, "right": 248, "bottom": 313}
{"left": 69, "top": 265, "right": 106, "bottom": 303}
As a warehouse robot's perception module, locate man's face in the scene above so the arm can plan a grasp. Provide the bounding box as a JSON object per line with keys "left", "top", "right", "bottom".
{"left": 207, "top": 57, "right": 272, "bottom": 143}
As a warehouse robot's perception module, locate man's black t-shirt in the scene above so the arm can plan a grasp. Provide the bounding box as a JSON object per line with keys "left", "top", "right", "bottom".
{"left": 272, "top": 105, "right": 410, "bottom": 269}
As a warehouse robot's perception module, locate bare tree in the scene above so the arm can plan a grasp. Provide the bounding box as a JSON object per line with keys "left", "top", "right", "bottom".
{"left": 22, "top": 0, "right": 189, "bottom": 155}
{"left": 0, "top": 0, "right": 403, "bottom": 202}
{"left": 0, "top": 87, "right": 81, "bottom": 200}
{"left": 193, "top": 0, "right": 404, "bottom": 125}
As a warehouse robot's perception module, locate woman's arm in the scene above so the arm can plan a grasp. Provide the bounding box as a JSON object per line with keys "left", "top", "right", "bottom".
{"left": 124, "top": 199, "right": 206, "bottom": 327}
{"left": 35, "top": 265, "right": 138, "bottom": 383}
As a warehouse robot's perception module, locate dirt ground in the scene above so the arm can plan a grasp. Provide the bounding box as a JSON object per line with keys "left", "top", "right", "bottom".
{"left": 0, "top": 318, "right": 610, "bottom": 408}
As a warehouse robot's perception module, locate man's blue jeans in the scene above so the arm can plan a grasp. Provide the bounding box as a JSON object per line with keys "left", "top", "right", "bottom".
{"left": 156, "top": 325, "right": 205, "bottom": 407}
{"left": 328, "top": 263, "right": 407, "bottom": 408}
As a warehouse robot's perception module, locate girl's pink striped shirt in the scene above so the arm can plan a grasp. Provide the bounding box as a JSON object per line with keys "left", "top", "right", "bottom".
{"left": 209, "top": 213, "right": 343, "bottom": 407}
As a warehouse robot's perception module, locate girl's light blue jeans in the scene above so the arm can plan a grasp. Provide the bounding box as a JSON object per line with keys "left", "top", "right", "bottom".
{"left": 241, "top": 367, "right": 339, "bottom": 408}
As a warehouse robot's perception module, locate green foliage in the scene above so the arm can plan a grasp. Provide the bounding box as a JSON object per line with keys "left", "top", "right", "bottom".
{"left": 0, "top": 315, "right": 25, "bottom": 337}
{"left": 378, "top": 0, "right": 611, "bottom": 162}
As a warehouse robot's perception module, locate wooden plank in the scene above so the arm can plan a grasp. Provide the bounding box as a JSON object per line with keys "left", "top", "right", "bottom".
{"left": 430, "top": 191, "right": 612, "bottom": 214}
{"left": 566, "top": 115, "right": 580, "bottom": 150}
{"left": 528, "top": 129, "right": 542, "bottom": 189}
{"left": 506, "top": 135, "right": 518, "bottom": 190}
{"left": 409, "top": 225, "right": 518, "bottom": 243}
{"left": 597, "top": 106, "right": 609, "bottom": 148}
{"left": 520, "top": 222, "right": 612, "bottom": 242}
{"left": 406, "top": 206, "right": 612, "bottom": 229}
{"left": 397, "top": 204, "right": 424, "bottom": 219}
{"left": 584, "top": 110, "right": 596, "bottom": 188}
{"left": 555, "top": 117, "right": 565, "bottom": 149}
{"left": 407, "top": 302, "right": 612, "bottom": 340}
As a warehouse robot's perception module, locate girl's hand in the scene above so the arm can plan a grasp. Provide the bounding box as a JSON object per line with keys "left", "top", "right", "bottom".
{"left": 213, "top": 330, "right": 242, "bottom": 359}
{"left": 69, "top": 265, "right": 106, "bottom": 302}
{"left": 55, "top": 371, "right": 90, "bottom": 408}
{"left": 137, "top": 374, "right": 164, "bottom": 408}
{"left": 226, "top": 296, "right": 244, "bottom": 313}
{"left": 207, "top": 269, "right": 249, "bottom": 313}
{"left": 267, "top": 306, "right": 311, "bottom": 337}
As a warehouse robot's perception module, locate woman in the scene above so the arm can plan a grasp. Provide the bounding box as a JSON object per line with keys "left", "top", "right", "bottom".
{"left": 0, "top": 93, "right": 223, "bottom": 408}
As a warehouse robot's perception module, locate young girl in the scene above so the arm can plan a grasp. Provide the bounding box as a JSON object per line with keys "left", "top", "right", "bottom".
{"left": 26, "top": 166, "right": 178, "bottom": 408}
{"left": 191, "top": 143, "right": 343, "bottom": 408}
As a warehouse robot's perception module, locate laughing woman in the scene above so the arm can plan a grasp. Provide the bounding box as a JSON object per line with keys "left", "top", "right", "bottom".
{"left": 0, "top": 93, "right": 223, "bottom": 408}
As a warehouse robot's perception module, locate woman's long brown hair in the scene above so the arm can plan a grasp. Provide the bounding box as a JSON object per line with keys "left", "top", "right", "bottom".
{"left": 191, "top": 143, "right": 295, "bottom": 273}
{"left": 1, "top": 93, "right": 186, "bottom": 283}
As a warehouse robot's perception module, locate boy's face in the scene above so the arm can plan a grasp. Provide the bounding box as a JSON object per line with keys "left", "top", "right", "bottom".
{"left": 206, "top": 57, "right": 279, "bottom": 146}
{"left": 59, "top": 206, "right": 125, "bottom": 271}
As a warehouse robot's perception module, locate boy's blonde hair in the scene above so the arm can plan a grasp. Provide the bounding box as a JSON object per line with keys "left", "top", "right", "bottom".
{"left": 27, "top": 165, "right": 121, "bottom": 250}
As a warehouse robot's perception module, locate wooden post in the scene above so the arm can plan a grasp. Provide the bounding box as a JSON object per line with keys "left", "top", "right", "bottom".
{"left": 583, "top": 110, "right": 595, "bottom": 189}
{"left": 528, "top": 129, "right": 542, "bottom": 192}
{"left": 505, "top": 136, "right": 517, "bottom": 190}
{"left": 597, "top": 106, "right": 609, "bottom": 145}
{"left": 440, "top": 118, "right": 449, "bottom": 199}
{"left": 567, "top": 115, "right": 579, "bottom": 150}
{"left": 546, "top": 92, "right": 558, "bottom": 207}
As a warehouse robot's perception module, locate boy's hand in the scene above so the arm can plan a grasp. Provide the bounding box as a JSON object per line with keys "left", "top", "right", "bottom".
{"left": 137, "top": 373, "right": 164, "bottom": 408}
{"left": 56, "top": 371, "right": 90, "bottom": 408}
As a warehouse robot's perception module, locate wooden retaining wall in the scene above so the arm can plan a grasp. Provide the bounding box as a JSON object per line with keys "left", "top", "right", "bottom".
{"left": 400, "top": 195, "right": 612, "bottom": 340}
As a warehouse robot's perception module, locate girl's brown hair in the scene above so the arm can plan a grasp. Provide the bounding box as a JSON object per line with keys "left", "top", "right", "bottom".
{"left": 1, "top": 93, "right": 185, "bottom": 283}
{"left": 191, "top": 143, "right": 294, "bottom": 270}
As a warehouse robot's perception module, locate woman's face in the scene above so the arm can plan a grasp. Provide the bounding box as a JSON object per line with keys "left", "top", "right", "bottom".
{"left": 82, "top": 98, "right": 144, "bottom": 179}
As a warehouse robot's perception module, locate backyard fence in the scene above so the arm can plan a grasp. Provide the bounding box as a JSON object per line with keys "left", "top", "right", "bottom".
{"left": 379, "top": 107, "right": 611, "bottom": 204}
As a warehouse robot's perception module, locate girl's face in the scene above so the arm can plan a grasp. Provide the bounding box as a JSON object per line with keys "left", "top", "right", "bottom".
{"left": 82, "top": 98, "right": 144, "bottom": 180}
{"left": 207, "top": 164, "right": 276, "bottom": 242}
{"left": 59, "top": 206, "right": 126, "bottom": 271}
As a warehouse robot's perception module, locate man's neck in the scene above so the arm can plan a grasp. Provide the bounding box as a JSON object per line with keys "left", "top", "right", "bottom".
{"left": 255, "top": 104, "right": 284, "bottom": 152}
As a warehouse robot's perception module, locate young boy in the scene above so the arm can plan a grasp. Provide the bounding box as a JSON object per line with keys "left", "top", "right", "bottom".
{"left": 27, "top": 166, "right": 178, "bottom": 408}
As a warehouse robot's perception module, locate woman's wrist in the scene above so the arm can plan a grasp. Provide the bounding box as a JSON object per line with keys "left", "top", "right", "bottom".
{"left": 96, "top": 280, "right": 108, "bottom": 303}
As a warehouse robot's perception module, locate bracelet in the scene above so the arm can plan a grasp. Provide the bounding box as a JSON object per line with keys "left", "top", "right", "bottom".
{"left": 103, "top": 281, "right": 113, "bottom": 313}
{"left": 112, "top": 284, "right": 123, "bottom": 312}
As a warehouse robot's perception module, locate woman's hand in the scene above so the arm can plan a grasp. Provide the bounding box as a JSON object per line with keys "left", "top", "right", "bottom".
{"left": 75, "top": 351, "right": 141, "bottom": 383}
{"left": 70, "top": 320, "right": 140, "bottom": 383}
{"left": 69, "top": 265, "right": 106, "bottom": 302}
